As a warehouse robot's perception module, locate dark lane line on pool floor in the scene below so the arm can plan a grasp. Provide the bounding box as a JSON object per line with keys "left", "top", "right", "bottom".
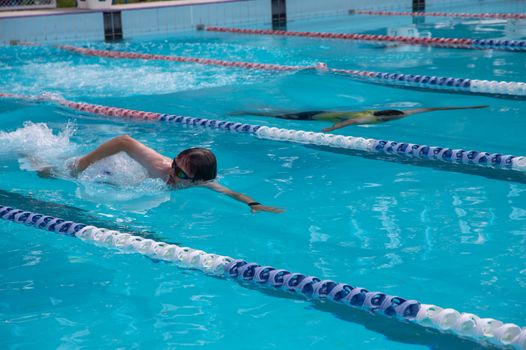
{"left": 0, "top": 188, "right": 170, "bottom": 242}
{"left": 307, "top": 145, "right": 526, "bottom": 185}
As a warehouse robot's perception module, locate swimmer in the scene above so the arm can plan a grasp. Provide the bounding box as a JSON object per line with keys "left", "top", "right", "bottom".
{"left": 230, "top": 105, "right": 488, "bottom": 132}
{"left": 51, "top": 135, "right": 283, "bottom": 214}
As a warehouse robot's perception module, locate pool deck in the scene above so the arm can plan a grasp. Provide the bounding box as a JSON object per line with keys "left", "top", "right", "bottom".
{"left": 0, "top": 0, "right": 238, "bottom": 18}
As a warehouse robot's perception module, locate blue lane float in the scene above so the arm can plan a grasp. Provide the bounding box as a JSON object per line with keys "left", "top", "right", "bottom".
{"left": 1, "top": 93, "right": 525, "bottom": 176}
{"left": 56, "top": 97, "right": 526, "bottom": 174}
{"left": 1, "top": 204, "right": 525, "bottom": 349}
{"left": 54, "top": 45, "right": 526, "bottom": 98}
{"left": 473, "top": 38, "right": 526, "bottom": 51}
{"left": 329, "top": 68, "right": 526, "bottom": 97}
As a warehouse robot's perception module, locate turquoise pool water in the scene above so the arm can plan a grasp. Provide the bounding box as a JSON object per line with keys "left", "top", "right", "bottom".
{"left": 1, "top": 2, "right": 525, "bottom": 349}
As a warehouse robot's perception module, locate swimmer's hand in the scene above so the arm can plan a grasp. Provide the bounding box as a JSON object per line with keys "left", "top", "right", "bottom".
{"left": 322, "top": 118, "right": 367, "bottom": 132}
{"left": 250, "top": 204, "right": 284, "bottom": 214}
{"left": 21, "top": 156, "right": 58, "bottom": 179}
{"left": 69, "top": 166, "right": 80, "bottom": 178}
{"left": 321, "top": 126, "right": 338, "bottom": 132}
{"left": 36, "top": 166, "right": 56, "bottom": 179}
{"left": 66, "top": 158, "right": 81, "bottom": 177}
{"left": 204, "top": 182, "right": 284, "bottom": 214}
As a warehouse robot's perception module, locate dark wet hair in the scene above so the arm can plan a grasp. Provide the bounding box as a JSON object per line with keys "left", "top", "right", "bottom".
{"left": 175, "top": 148, "right": 217, "bottom": 182}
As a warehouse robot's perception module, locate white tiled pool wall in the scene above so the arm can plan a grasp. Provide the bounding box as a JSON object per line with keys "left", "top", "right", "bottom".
{"left": 0, "top": 12, "right": 103, "bottom": 43}
{"left": 0, "top": 0, "right": 503, "bottom": 44}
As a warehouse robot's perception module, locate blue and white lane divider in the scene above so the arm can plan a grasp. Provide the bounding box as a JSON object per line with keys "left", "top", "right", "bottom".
{"left": 328, "top": 68, "right": 526, "bottom": 97}
{"left": 61, "top": 99, "right": 526, "bottom": 173}
{"left": 1, "top": 93, "right": 525, "bottom": 175}
{"left": 54, "top": 45, "right": 526, "bottom": 98}
{"left": 1, "top": 204, "right": 525, "bottom": 349}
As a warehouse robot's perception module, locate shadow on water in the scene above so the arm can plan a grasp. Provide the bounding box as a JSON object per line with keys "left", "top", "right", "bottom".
{"left": 307, "top": 145, "right": 526, "bottom": 184}
{"left": 0, "top": 188, "right": 171, "bottom": 242}
{"left": 0, "top": 189, "right": 499, "bottom": 349}
{"left": 0, "top": 99, "right": 29, "bottom": 114}
{"left": 345, "top": 77, "right": 526, "bottom": 102}
{"left": 311, "top": 300, "right": 497, "bottom": 350}
{"left": 201, "top": 277, "right": 500, "bottom": 350}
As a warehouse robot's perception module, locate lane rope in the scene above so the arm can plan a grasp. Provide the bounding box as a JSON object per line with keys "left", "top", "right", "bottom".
{"left": 56, "top": 45, "right": 526, "bottom": 97}
{"left": 1, "top": 204, "right": 525, "bottom": 349}
{"left": 350, "top": 10, "right": 526, "bottom": 20}
{"left": 59, "top": 45, "right": 311, "bottom": 71}
{"left": 206, "top": 26, "right": 526, "bottom": 52}
{"left": 1, "top": 92, "right": 525, "bottom": 175}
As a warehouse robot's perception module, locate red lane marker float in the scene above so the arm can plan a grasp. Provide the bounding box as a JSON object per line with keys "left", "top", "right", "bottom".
{"left": 57, "top": 100, "right": 162, "bottom": 121}
{"left": 0, "top": 93, "right": 33, "bottom": 99}
{"left": 52, "top": 44, "right": 526, "bottom": 97}
{"left": 11, "top": 42, "right": 523, "bottom": 97}
{"left": 0, "top": 92, "right": 163, "bottom": 121}
{"left": 206, "top": 26, "right": 475, "bottom": 49}
{"left": 58, "top": 45, "right": 311, "bottom": 71}
{"left": 351, "top": 10, "right": 526, "bottom": 20}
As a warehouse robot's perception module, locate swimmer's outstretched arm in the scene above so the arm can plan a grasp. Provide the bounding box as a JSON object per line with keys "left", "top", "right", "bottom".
{"left": 401, "top": 105, "right": 488, "bottom": 116}
{"left": 203, "top": 182, "right": 284, "bottom": 214}
{"left": 72, "top": 135, "right": 169, "bottom": 179}
{"left": 321, "top": 117, "right": 370, "bottom": 132}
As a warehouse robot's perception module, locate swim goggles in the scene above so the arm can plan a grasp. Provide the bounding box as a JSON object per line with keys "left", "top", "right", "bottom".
{"left": 171, "top": 160, "right": 193, "bottom": 181}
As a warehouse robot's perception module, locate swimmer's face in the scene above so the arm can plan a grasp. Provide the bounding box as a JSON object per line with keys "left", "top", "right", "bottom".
{"left": 168, "top": 148, "right": 217, "bottom": 187}
{"left": 168, "top": 159, "right": 195, "bottom": 186}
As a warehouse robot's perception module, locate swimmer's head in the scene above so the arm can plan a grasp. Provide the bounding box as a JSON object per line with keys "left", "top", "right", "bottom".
{"left": 169, "top": 148, "right": 217, "bottom": 185}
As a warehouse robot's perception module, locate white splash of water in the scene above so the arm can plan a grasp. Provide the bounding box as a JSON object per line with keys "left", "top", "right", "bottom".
{"left": 78, "top": 153, "right": 148, "bottom": 187}
{"left": 76, "top": 154, "right": 171, "bottom": 211}
{"left": 0, "top": 121, "right": 77, "bottom": 165}
{"left": 0, "top": 122, "right": 171, "bottom": 211}
{"left": 11, "top": 62, "right": 264, "bottom": 98}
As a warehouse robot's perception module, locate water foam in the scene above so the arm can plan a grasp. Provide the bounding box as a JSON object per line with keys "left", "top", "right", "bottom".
{"left": 76, "top": 154, "right": 170, "bottom": 211}
{"left": 9, "top": 61, "right": 266, "bottom": 98}
{"left": 0, "top": 121, "right": 76, "bottom": 165}
{"left": 0, "top": 122, "right": 170, "bottom": 211}
{"left": 76, "top": 175, "right": 170, "bottom": 212}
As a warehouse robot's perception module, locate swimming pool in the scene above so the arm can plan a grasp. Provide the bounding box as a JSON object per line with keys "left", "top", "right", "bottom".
{"left": 1, "top": 1, "right": 525, "bottom": 349}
